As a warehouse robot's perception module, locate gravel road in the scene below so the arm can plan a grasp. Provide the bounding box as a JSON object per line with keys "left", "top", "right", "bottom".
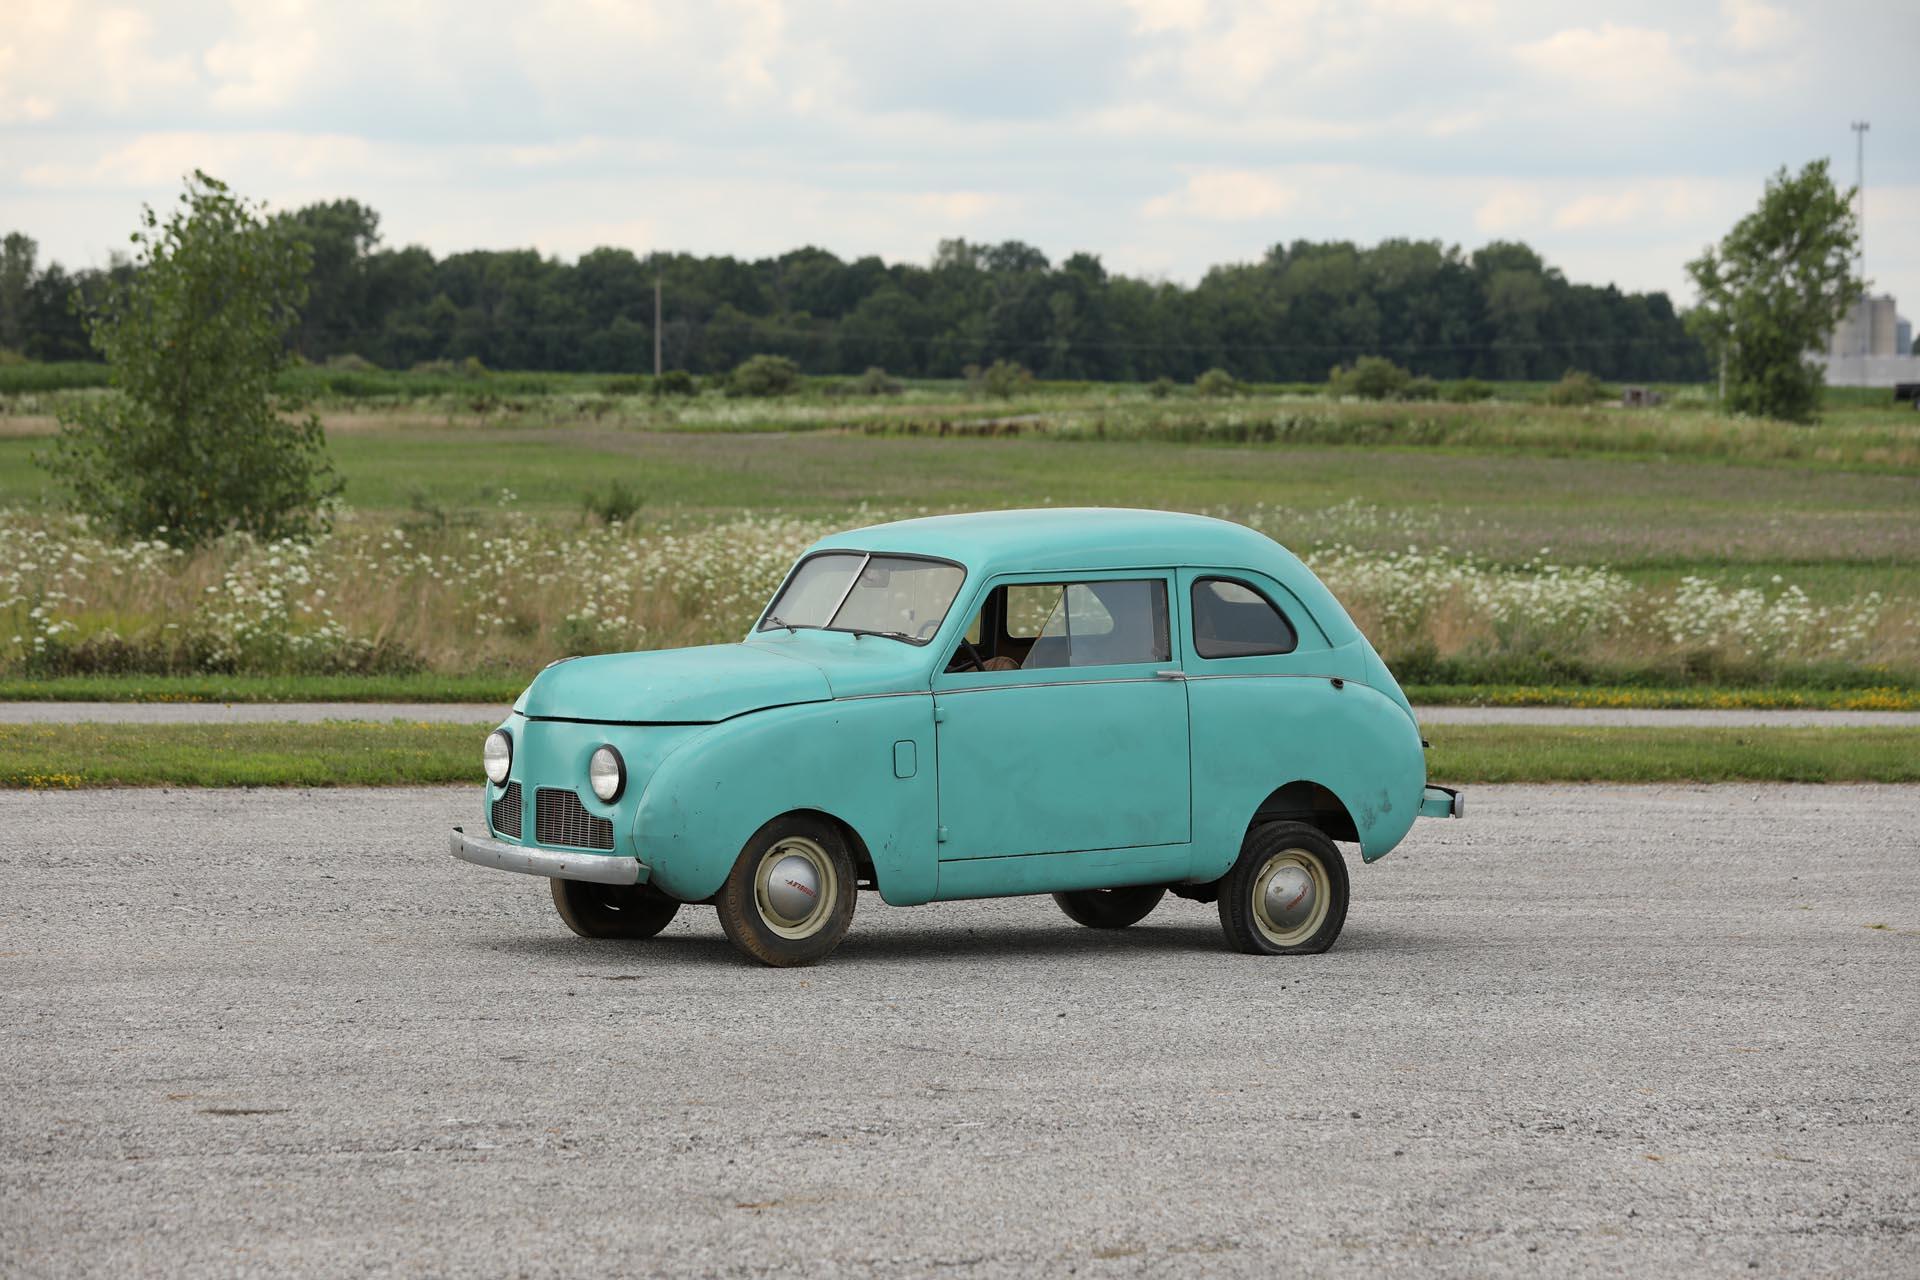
{"left": 3, "top": 785, "right": 1916, "bottom": 1277}
{"left": 5, "top": 701, "right": 1917, "bottom": 728}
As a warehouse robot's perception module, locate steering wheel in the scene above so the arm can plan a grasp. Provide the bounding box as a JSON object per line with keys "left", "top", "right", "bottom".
{"left": 953, "top": 639, "right": 987, "bottom": 672}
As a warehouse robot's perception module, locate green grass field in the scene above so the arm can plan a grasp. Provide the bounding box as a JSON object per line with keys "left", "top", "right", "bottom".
{"left": 5, "top": 721, "right": 1915, "bottom": 788}
{"left": 3, "top": 376, "right": 1916, "bottom": 709}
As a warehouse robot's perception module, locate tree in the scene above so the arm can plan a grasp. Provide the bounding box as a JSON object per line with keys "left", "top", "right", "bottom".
{"left": 0, "top": 233, "right": 35, "bottom": 351}
{"left": 1685, "top": 159, "right": 1862, "bottom": 423}
{"left": 41, "top": 171, "right": 341, "bottom": 547}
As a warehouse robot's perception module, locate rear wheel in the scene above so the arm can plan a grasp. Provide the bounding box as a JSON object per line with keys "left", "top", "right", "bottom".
{"left": 1053, "top": 885, "right": 1165, "bottom": 929}
{"left": 550, "top": 878, "right": 680, "bottom": 939}
{"left": 1217, "top": 821, "right": 1348, "bottom": 955}
{"left": 716, "top": 815, "right": 857, "bottom": 967}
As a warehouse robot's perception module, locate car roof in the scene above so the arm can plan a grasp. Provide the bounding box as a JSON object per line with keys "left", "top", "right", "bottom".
{"left": 803, "top": 508, "right": 1362, "bottom": 648}
{"left": 810, "top": 507, "right": 1284, "bottom": 572}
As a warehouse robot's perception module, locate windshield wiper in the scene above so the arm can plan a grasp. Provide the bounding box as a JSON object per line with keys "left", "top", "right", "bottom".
{"left": 761, "top": 614, "right": 800, "bottom": 633}
{"left": 834, "top": 627, "right": 915, "bottom": 644}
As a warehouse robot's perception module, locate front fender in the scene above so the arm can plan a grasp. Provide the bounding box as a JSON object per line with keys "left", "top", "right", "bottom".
{"left": 633, "top": 695, "right": 939, "bottom": 905}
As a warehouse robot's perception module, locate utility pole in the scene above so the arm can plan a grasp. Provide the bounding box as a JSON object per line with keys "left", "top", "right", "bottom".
{"left": 653, "top": 275, "right": 663, "bottom": 377}
{"left": 1851, "top": 120, "right": 1870, "bottom": 356}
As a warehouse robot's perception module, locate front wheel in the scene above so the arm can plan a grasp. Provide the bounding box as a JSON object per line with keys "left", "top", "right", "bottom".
{"left": 716, "top": 815, "right": 857, "bottom": 967}
{"left": 551, "top": 877, "right": 680, "bottom": 939}
{"left": 1217, "top": 821, "right": 1349, "bottom": 955}
{"left": 1053, "top": 885, "right": 1165, "bottom": 929}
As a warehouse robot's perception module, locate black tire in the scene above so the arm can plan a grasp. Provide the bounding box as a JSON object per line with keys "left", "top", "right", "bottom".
{"left": 715, "top": 815, "right": 857, "bottom": 967}
{"left": 1053, "top": 885, "right": 1165, "bottom": 929}
{"left": 550, "top": 877, "right": 680, "bottom": 940}
{"left": 1217, "top": 820, "right": 1349, "bottom": 955}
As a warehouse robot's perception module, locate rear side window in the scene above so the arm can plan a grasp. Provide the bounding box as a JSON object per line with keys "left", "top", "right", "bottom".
{"left": 1191, "top": 578, "right": 1297, "bottom": 658}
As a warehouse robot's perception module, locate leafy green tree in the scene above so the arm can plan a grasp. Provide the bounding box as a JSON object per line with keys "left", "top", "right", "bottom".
{"left": 1544, "top": 368, "right": 1605, "bottom": 406}
{"left": 0, "top": 233, "right": 35, "bottom": 351}
{"left": 1194, "top": 367, "right": 1239, "bottom": 397}
{"left": 42, "top": 171, "right": 341, "bottom": 547}
{"left": 1328, "top": 355, "right": 1411, "bottom": 399}
{"left": 728, "top": 353, "right": 802, "bottom": 397}
{"left": 1685, "top": 159, "right": 1862, "bottom": 423}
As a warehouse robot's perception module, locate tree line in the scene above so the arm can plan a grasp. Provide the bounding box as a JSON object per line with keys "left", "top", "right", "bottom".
{"left": 3, "top": 199, "right": 1709, "bottom": 383}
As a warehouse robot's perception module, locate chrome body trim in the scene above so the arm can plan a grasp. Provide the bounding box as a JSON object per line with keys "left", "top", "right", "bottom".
{"left": 448, "top": 826, "right": 644, "bottom": 884}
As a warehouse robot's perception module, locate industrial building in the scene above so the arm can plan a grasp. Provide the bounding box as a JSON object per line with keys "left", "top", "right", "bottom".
{"left": 1817, "top": 293, "right": 1920, "bottom": 388}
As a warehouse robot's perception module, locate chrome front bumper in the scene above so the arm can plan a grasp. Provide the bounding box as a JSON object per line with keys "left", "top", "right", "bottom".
{"left": 448, "top": 826, "right": 645, "bottom": 885}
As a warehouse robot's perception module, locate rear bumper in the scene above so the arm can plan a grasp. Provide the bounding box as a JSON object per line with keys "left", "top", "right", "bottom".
{"left": 1419, "top": 785, "right": 1465, "bottom": 819}
{"left": 449, "top": 826, "right": 645, "bottom": 885}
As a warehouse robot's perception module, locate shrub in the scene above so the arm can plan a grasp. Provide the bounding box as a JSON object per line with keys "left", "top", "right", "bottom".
{"left": 409, "top": 357, "right": 487, "bottom": 380}
{"left": 854, "top": 366, "right": 903, "bottom": 396}
{"left": 582, "top": 479, "right": 644, "bottom": 526}
{"left": 1147, "top": 376, "right": 1175, "bottom": 399}
{"left": 728, "top": 354, "right": 802, "bottom": 398}
{"left": 1194, "top": 368, "right": 1239, "bottom": 397}
{"left": 602, "top": 374, "right": 649, "bottom": 395}
{"left": 0, "top": 347, "right": 26, "bottom": 367}
{"left": 652, "top": 369, "right": 696, "bottom": 397}
{"left": 325, "top": 353, "right": 380, "bottom": 372}
{"left": 1327, "top": 356, "right": 1411, "bottom": 400}
{"left": 970, "top": 359, "right": 1033, "bottom": 399}
{"left": 40, "top": 171, "right": 341, "bottom": 549}
{"left": 1403, "top": 375, "right": 1439, "bottom": 401}
{"left": 1545, "top": 368, "right": 1606, "bottom": 406}
{"left": 1442, "top": 378, "right": 1495, "bottom": 403}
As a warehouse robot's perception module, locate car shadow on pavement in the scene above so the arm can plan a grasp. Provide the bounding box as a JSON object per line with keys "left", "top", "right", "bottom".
{"left": 461, "top": 919, "right": 1249, "bottom": 970}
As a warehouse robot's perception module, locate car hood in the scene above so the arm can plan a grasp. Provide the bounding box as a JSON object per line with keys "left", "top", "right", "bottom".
{"left": 515, "top": 643, "right": 834, "bottom": 723}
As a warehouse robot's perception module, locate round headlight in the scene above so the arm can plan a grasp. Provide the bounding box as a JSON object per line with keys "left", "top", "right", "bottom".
{"left": 588, "top": 745, "right": 625, "bottom": 802}
{"left": 483, "top": 730, "right": 512, "bottom": 785}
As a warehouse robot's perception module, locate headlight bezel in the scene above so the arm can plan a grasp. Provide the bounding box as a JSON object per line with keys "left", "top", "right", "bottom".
{"left": 588, "top": 744, "right": 625, "bottom": 803}
{"left": 483, "top": 729, "right": 513, "bottom": 785}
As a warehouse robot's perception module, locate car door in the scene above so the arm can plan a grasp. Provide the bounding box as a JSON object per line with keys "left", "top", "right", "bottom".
{"left": 931, "top": 571, "right": 1192, "bottom": 860}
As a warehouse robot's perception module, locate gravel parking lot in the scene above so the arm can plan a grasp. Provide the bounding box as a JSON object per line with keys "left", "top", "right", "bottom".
{"left": 2, "top": 785, "right": 1916, "bottom": 1277}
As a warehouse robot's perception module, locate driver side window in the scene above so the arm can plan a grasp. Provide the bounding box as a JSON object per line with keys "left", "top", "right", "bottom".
{"left": 946, "top": 578, "right": 1170, "bottom": 673}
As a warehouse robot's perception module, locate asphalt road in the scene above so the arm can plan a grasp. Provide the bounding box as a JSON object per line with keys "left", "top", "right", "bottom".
{"left": 5, "top": 701, "right": 1918, "bottom": 727}
{"left": 3, "top": 785, "right": 1916, "bottom": 1277}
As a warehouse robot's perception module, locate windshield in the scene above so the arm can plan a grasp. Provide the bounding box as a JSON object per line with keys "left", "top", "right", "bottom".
{"left": 759, "top": 553, "right": 965, "bottom": 645}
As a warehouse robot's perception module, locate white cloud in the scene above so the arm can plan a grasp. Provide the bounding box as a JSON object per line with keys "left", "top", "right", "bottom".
{"left": 1144, "top": 170, "right": 1299, "bottom": 221}
{"left": 1474, "top": 185, "right": 1545, "bottom": 234}
{"left": 1722, "top": 0, "right": 1793, "bottom": 50}
{"left": 1512, "top": 23, "right": 1690, "bottom": 91}
{"left": 1124, "top": 0, "right": 1210, "bottom": 33}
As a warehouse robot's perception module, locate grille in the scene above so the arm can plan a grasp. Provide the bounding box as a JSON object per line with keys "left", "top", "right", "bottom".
{"left": 489, "top": 781, "right": 522, "bottom": 840}
{"left": 535, "top": 788, "right": 614, "bottom": 850}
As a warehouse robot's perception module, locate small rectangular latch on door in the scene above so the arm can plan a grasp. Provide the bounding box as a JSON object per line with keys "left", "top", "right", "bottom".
{"left": 932, "top": 703, "right": 946, "bottom": 723}
{"left": 936, "top": 825, "right": 949, "bottom": 843}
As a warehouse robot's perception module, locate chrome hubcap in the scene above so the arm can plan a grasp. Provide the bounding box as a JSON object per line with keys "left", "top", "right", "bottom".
{"left": 1252, "top": 849, "right": 1329, "bottom": 947}
{"left": 754, "top": 837, "right": 835, "bottom": 939}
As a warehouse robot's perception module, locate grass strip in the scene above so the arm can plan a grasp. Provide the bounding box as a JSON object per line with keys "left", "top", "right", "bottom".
{"left": 2, "top": 722, "right": 1917, "bottom": 789}
{"left": 0, "top": 721, "right": 492, "bottom": 788}
{"left": 1407, "top": 684, "right": 1920, "bottom": 712}
{"left": 4, "top": 674, "right": 1917, "bottom": 712}
{"left": 0, "top": 674, "right": 524, "bottom": 704}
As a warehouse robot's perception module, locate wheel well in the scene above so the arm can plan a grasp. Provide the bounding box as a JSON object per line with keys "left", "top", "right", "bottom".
{"left": 1249, "top": 781, "right": 1358, "bottom": 845}
{"left": 785, "top": 808, "right": 878, "bottom": 888}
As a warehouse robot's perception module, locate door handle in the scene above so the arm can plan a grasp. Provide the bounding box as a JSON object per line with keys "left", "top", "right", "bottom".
{"left": 1155, "top": 669, "right": 1187, "bottom": 681}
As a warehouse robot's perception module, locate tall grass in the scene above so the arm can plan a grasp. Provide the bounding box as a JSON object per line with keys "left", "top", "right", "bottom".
{"left": 1, "top": 505, "right": 1909, "bottom": 684}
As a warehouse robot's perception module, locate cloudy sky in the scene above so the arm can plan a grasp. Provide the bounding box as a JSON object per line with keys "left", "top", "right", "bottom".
{"left": 4, "top": 0, "right": 1915, "bottom": 307}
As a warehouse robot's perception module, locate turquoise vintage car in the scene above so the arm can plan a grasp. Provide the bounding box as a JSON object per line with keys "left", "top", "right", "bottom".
{"left": 450, "top": 508, "right": 1462, "bottom": 965}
